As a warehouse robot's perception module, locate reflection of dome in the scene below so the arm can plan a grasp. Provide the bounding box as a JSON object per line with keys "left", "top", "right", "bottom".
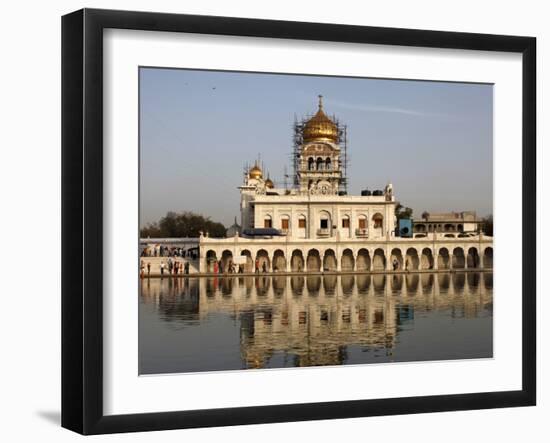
{"left": 303, "top": 95, "right": 338, "bottom": 143}
{"left": 249, "top": 164, "right": 263, "bottom": 179}
{"left": 265, "top": 178, "right": 274, "bottom": 188}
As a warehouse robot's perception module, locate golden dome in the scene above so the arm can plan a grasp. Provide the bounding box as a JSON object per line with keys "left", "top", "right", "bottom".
{"left": 265, "top": 178, "right": 274, "bottom": 188}
{"left": 249, "top": 164, "right": 263, "bottom": 179}
{"left": 303, "top": 95, "right": 338, "bottom": 143}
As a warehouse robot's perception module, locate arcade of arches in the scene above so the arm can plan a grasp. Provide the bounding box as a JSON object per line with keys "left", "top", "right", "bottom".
{"left": 203, "top": 245, "right": 493, "bottom": 273}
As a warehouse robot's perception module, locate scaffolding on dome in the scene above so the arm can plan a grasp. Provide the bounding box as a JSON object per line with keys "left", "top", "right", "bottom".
{"left": 290, "top": 114, "right": 349, "bottom": 194}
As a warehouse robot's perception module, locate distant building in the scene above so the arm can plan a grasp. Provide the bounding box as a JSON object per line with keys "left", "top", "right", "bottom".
{"left": 413, "top": 211, "right": 481, "bottom": 236}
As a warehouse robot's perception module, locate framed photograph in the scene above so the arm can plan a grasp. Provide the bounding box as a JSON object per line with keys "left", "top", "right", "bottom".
{"left": 61, "top": 8, "right": 536, "bottom": 434}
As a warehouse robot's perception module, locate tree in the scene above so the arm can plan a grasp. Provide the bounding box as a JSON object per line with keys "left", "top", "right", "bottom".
{"left": 395, "top": 203, "right": 413, "bottom": 221}
{"left": 140, "top": 211, "right": 227, "bottom": 238}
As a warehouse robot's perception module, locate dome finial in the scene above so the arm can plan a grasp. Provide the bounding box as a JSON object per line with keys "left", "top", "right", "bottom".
{"left": 318, "top": 94, "right": 324, "bottom": 110}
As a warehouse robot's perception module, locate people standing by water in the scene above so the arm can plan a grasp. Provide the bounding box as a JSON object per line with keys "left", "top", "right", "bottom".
{"left": 262, "top": 261, "right": 267, "bottom": 273}
{"left": 147, "top": 262, "right": 151, "bottom": 277}
{"left": 184, "top": 261, "right": 190, "bottom": 274}
{"left": 174, "top": 261, "right": 179, "bottom": 275}
{"left": 160, "top": 262, "right": 165, "bottom": 276}
{"left": 140, "top": 260, "right": 145, "bottom": 278}
{"left": 213, "top": 260, "right": 218, "bottom": 274}
{"left": 218, "top": 259, "right": 223, "bottom": 274}
{"left": 255, "top": 259, "right": 260, "bottom": 274}
{"left": 168, "top": 258, "right": 173, "bottom": 275}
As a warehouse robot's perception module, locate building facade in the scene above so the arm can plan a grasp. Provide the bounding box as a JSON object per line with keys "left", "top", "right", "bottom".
{"left": 198, "top": 96, "right": 493, "bottom": 274}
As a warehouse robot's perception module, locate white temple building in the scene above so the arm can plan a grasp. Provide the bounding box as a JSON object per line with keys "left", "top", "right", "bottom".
{"left": 196, "top": 96, "right": 492, "bottom": 274}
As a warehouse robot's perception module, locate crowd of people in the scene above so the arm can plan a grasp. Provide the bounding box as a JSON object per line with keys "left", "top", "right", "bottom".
{"left": 140, "top": 257, "right": 191, "bottom": 278}
{"left": 209, "top": 258, "right": 270, "bottom": 274}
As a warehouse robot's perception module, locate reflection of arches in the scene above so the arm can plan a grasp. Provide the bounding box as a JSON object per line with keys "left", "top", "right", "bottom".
{"left": 452, "top": 247, "right": 465, "bottom": 269}
{"left": 421, "top": 248, "right": 434, "bottom": 269}
{"left": 221, "top": 277, "right": 234, "bottom": 296}
{"left": 356, "top": 248, "right": 371, "bottom": 271}
{"left": 291, "top": 250, "right": 304, "bottom": 272}
{"left": 406, "top": 274, "right": 419, "bottom": 294}
{"left": 405, "top": 248, "right": 419, "bottom": 270}
{"left": 323, "top": 275, "right": 337, "bottom": 295}
{"left": 256, "top": 275, "right": 270, "bottom": 296}
{"left": 307, "top": 249, "right": 321, "bottom": 272}
{"left": 438, "top": 273, "right": 450, "bottom": 292}
{"left": 373, "top": 248, "right": 386, "bottom": 270}
{"left": 341, "top": 275, "right": 354, "bottom": 294}
{"left": 341, "top": 248, "right": 355, "bottom": 271}
{"left": 221, "top": 250, "right": 233, "bottom": 272}
{"left": 391, "top": 274, "right": 403, "bottom": 291}
{"left": 273, "top": 276, "right": 286, "bottom": 296}
{"left": 452, "top": 272, "right": 465, "bottom": 292}
{"left": 421, "top": 274, "right": 434, "bottom": 293}
{"left": 240, "top": 250, "right": 253, "bottom": 273}
{"left": 357, "top": 274, "right": 370, "bottom": 293}
{"left": 390, "top": 248, "right": 403, "bottom": 270}
{"left": 256, "top": 249, "right": 270, "bottom": 272}
{"left": 272, "top": 249, "right": 286, "bottom": 272}
{"left": 323, "top": 249, "right": 337, "bottom": 271}
{"left": 307, "top": 276, "right": 321, "bottom": 295}
{"left": 291, "top": 276, "right": 304, "bottom": 295}
{"left": 467, "top": 247, "right": 479, "bottom": 268}
{"left": 484, "top": 272, "right": 493, "bottom": 289}
{"left": 467, "top": 272, "right": 480, "bottom": 289}
{"left": 206, "top": 250, "right": 217, "bottom": 272}
{"left": 373, "top": 275, "right": 386, "bottom": 292}
{"left": 438, "top": 248, "right": 450, "bottom": 269}
{"left": 484, "top": 247, "right": 493, "bottom": 268}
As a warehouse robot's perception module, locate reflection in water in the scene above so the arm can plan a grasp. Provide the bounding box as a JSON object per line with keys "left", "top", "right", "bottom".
{"left": 140, "top": 272, "right": 493, "bottom": 374}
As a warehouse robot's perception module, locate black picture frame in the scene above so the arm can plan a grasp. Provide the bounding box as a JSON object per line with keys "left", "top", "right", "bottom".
{"left": 62, "top": 8, "right": 536, "bottom": 435}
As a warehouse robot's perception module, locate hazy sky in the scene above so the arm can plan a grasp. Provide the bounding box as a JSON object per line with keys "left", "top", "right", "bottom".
{"left": 139, "top": 68, "right": 493, "bottom": 228}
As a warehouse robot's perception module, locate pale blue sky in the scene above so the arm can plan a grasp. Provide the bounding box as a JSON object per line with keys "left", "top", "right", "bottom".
{"left": 139, "top": 68, "right": 493, "bottom": 227}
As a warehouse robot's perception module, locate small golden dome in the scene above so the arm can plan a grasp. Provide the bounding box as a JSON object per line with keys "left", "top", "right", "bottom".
{"left": 303, "top": 95, "right": 338, "bottom": 143}
{"left": 265, "top": 178, "right": 274, "bottom": 188}
{"left": 249, "top": 164, "right": 263, "bottom": 179}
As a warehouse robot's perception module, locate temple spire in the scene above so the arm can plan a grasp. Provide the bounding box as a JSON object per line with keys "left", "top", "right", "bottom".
{"left": 318, "top": 94, "right": 324, "bottom": 110}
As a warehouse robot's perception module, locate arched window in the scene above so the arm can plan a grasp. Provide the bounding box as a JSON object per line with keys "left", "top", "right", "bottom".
{"left": 316, "top": 157, "right": 324, "bottom": 170}
{"left": 298, "top": 214, "right": 307, "bottom": 229}
{"left": 264, "top": 215, "right": 272, "bottom": 228}
{"left": 373, "top": 213, "right": 383, "bottom": 229}
{"left": 319, "top": 211, "right": 331, "bottom": 230}
{"left": 280, "top": 214, "right": 290, "bottom": 230}
{"left": 308, "top": 157, "right": 314, "bottom": 171}
{"left": 357, "top": 215, "right": 367, "bottom": 230}
{"left": 342, "top": 214, "right": 350, "bottom": 228}
{"left": 325, "top": 157, "right": 332, "bottom": 170}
